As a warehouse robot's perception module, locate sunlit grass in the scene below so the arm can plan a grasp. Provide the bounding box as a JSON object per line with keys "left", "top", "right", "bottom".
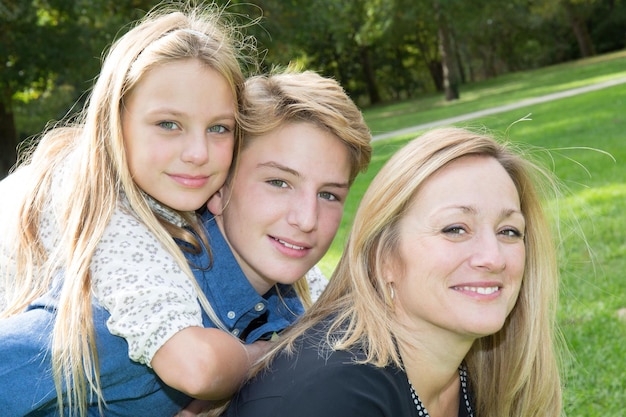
{"left": 364, "top": 50, "right": 626, "bottom": 136}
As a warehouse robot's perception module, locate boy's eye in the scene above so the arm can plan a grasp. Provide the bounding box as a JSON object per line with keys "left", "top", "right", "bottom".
{"left": 319, "top": 191, "right": 339, "bottom": 202}
{"left": 208, "top": 125, "right": 228, "bottom": 134}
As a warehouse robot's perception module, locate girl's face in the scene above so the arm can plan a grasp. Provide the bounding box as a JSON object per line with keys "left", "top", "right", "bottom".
{"left": 389, "top": 155, "right": 526, "bottom": 344}
{"left": 208, "top": 122, "right": 352, "bottom": 295}
{"left": 122, "top": 59, "right": 236, "bottom": 211}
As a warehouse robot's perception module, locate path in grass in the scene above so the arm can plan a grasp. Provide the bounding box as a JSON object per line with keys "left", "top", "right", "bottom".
{"left": 372, "top": 76, "right": 626, "bottom": 141}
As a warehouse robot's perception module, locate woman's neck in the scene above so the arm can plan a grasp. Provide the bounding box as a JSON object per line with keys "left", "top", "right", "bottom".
{"left": 396, "top": 331, "right": 472, "bottom": 417}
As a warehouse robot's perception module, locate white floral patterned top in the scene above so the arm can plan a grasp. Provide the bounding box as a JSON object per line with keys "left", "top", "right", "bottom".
{"left": 305, "top": 264, "right": 328, "bottom": 302}
{"left": 0, "top": 165, "right": 327, "bottom": 366}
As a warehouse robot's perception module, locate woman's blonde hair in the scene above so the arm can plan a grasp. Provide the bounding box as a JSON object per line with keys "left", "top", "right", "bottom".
{"left": 262, "top": 127, "right": 563, "bottom": 417}
{"left": 235, "top": 69, "right": 373, "bottom": 307}
{"left": 1, "top": 2, "right": 254, "bottom": 415}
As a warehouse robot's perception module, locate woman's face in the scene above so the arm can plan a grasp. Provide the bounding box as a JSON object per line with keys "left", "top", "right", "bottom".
{"left": 122, "top": 59, "right": 236, "bottom": 211}
{"left": 389, "top": 155, "right": 526, "bottom": 342}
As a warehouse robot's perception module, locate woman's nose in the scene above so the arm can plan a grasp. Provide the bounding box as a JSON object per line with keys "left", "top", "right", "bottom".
{"left": 469, "top": 232, "right": 507, "bottom": 273}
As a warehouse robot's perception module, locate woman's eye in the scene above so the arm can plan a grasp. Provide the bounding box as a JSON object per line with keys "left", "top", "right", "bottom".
{"left": 319, "top": 191, "right": 339, "bottom": 202}
{"left": 158, "top": 121, "right": 179, "bottom": 130}
{"left": 208, "top": 125, "right": 228, "bottom": 134}
{"left": 267, "top": 179, "right": 288, "bottom": 188}
{"left": 499, "top": 228, "right": 524, "bottom": 239}
{"left": 442, "top": 226, "right": 467, "bottom": 236}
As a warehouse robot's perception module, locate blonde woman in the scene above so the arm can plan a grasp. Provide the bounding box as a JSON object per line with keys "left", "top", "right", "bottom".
{"left": 221, "top": 127, "right": 564, "bottom": 417}
{"left": 0, "top": 2, "right": 262, "bottom": 415}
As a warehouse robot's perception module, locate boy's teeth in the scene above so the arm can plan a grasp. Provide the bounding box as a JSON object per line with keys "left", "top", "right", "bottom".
{"left": 278, "top": 239, "right": 304, "bottom": 250}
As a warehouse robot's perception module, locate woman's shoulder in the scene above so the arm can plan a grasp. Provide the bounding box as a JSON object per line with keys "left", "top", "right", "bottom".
{"left": 227, "top": 325, "right": 414, "bottom": 417}
{"left": 281, "top": 331, "right": 408, "bottom": 389}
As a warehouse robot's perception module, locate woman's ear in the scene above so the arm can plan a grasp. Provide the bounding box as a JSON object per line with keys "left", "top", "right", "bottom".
{"left": 207, "top": 188, "right": 225, "bottom": 215}
{"left": 381, "top": 255, "right": 396, "bottom": 285}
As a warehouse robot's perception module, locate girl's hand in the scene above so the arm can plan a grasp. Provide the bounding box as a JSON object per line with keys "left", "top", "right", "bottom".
{"left": 243, "top": 339, "right": 274, "bottom": 364}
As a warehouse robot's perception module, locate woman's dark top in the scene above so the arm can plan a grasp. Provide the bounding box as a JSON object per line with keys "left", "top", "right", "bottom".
{"left": 222, "top": 320, "right": 474, "bottom": 417}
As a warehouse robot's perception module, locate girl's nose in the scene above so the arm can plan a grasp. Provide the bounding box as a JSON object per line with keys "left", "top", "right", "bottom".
{"left": 181, "top": 131, "right": 209, "bottom": 165}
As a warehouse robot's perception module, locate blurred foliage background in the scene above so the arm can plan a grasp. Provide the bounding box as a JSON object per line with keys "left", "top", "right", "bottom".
{"left": 1, "top": 0, "right": 625, "bottom": 177}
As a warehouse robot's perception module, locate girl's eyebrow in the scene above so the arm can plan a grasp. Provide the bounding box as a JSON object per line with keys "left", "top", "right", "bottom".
{"left": 147, "top": 107, "right": 235, "bottom": 121}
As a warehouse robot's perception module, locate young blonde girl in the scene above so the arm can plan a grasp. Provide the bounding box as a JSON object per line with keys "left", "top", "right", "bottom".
{"left": 0, "top": 2, "right": 262, "bottom": 416}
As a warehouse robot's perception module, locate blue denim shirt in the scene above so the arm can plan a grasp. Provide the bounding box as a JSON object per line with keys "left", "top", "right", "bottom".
{"left": 0, "top": 211, "right": 303, "bottom": 416}
{"left": 0, "top": 295, "right": 189, "bottom": 416}
{"left": 190, "top": 211, "right": 304, "bottom": 342}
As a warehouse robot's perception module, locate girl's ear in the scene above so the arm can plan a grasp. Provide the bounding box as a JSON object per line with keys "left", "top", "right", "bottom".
{"left": 207, "top": 188, "right": 225, "bottom": 215}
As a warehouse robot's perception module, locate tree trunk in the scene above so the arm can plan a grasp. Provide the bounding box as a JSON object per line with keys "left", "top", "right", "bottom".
{"left": 413, "top": 34, "right": 444, "bottom": 91}
{"left": 359, "top": 45, "right": 382, "bottom": 105}
{"left": 0, "top": 96, "right": 18, "bottom": 180}
{"left": 427, "top": 60, "right": 444, "bottom": 92}
{"left": 435, "top": 2, "right": 460, "bottom": 101}
{"left": 563, "top": 0, "right": 596, "bottom": 57}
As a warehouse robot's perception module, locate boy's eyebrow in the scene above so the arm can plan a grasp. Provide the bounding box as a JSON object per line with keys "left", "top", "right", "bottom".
{"left": 258, "top": 161, "right": 299, "bottom": 176}
{"left": 258, "top": 161, "right": 350, "bottom": 188}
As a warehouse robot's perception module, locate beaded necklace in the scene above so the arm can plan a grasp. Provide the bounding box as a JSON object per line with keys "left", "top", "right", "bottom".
{"left": 407, "top": 366, "right": 474, "bottom": 417}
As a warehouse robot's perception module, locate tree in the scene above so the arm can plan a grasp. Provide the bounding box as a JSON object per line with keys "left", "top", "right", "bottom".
{"left": 434, "top": 1, "right": 459, "bottom": 101}
{"left": 531, "top": 0, "right": 598, "bottom": 59}
{"left": 562, "top": 0, "right": 596, "bottom": 57}
{"left": 236, "top": 0, "right": 394, "bottom": 105}
{"left": 0, "top": 1, "right": 69, "bottom": 177}
{"left": 0, "top": 0, "right": 157, "bottom": 179}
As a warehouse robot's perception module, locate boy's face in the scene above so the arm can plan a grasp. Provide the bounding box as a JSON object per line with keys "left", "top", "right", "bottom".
{"left": 208, "top": 122, "right": 351, "bottom": 295}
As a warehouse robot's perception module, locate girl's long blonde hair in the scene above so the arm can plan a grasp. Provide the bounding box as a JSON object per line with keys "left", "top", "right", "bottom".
{"left": 1, "top": 2, "right": 255, "bottom": 415}
{"left": 255, "top": 127, "right": 564, "bottom": 417}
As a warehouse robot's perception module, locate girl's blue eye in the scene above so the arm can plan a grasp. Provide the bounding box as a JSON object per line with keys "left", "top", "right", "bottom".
{"left": 158, "top": 121, "right": 178, "bottom": 130}
{"left": 268, "top": 179, "right": 288, "bottom": 188}
{"left": 208, "top": 125, "right": 228, "bottom": 134}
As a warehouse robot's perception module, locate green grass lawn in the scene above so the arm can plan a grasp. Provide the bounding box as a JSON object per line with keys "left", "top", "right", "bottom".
{"left": 320, "top": 50, "right": 626, "bottom": 416}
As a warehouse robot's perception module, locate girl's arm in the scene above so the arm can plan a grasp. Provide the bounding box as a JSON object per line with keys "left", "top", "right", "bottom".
{"left": 151, "top": 327, "right": 271, "bottom": 399}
